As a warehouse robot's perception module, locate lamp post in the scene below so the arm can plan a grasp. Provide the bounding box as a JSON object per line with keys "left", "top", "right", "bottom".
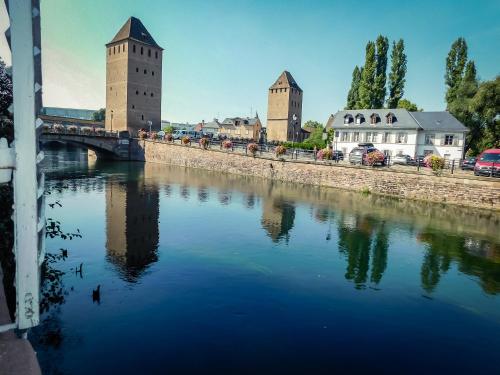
{"left": 147, "top": 120, "right": 153, "bottom": 135}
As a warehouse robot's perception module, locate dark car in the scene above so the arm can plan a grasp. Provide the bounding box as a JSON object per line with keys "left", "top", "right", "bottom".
{"left": 332, "top": 150, "right": 344, "bottom": 161}
{"left": 461, "top": 157, "right": 477, "bottom": 170}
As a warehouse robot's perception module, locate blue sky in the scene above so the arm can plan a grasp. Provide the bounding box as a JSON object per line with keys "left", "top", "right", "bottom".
{"left": 0, "top": 0, "right": 498, "bottom": 124}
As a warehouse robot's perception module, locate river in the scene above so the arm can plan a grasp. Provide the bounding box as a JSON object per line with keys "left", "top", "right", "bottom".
{"left": 32, "top": 147, "right": 500, "bottom": 374}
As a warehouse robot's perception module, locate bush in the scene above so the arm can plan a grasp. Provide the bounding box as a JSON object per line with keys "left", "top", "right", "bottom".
{"left": 81, "top": 126, "right": 92, "bottom": 135}
{"left": 364, "top": 150, "right": 385, "bottom": 166}
{"left": 199, "top": 137, "right": 209, "bottom": 149}
{"left": 163, "top": 125, "right": 174, "bottom": 134}
{"left": 150, "top": 131, "right": 159, "bottom": 140}
{"left": 53, "top": 124, "right": 65, "bottom": 133}
{"left": 317, "top": 148, "right": 332, "bottom": 160}
{"left": 222, "top": 140, "right": 233, "bottom": 149}
{"left": 67, "top": 125, "right": 77, "bottom": 133}
{"left": 275, "top": 145, "right": 287, "bottom": 156}
{"left": 165, "top": 133, "right": 173, "bottom": 142}
{"left": 96, "top": 128, "right": 106, "bottom": 135}
{"left": 138, "top": 130, "right": 147, "bottom": 139}
{"left": 181, "top": 136, "right": 191, "bottom": 145}
{"left": 247, "top": 143, "right": 259, "bottom": 156}
{"left": 424, "top": 154, "right": 445, "bottom": 175}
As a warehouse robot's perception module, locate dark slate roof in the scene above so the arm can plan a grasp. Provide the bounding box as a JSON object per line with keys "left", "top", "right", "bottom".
{"left": 409, "top": 111, "right": 468, "bottom": 132}
{"left": 107, "top": 17, "right": 162, "bottom": 49}
{"left": 332, "top": 109, "right": 419, "bottom": 129}
{"left": 221, "top": 117, "right": 260, "bottom": 126}
{"left": 269, "top": 71, "right": 302, "bottom": 91}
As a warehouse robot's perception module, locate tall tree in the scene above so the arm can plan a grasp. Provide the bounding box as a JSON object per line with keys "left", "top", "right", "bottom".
{"left": 387, "top": 39, "right": 407, "bottom": 108}
{"left": 0, "top": 58, "right": 13, "bottom": 116}
{"left": 346, "top": 66, "right": 362, "bottom": 109}
{"left": 358, "top": 41, "right": 377, "bottom": 109}
{"left": 92, "top": 108, "right": 105, "bottom": 122}
{"left": 448, "top": 60, "right": 480, "bottom": 152}
{"left": 444, "top": 37, "right": 468, "bottom": 106}
{"left": 373, "top": 35, "right": 389, "bottom": 108}
{"left": 471, "top": 76, "right": 500, "bottom": 151}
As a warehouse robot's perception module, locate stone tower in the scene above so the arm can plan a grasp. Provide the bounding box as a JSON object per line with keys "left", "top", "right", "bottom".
{"left": 105, "top": 17, "right": 163, "bottom": 135}
{"left": 266, "top": 71, "right": 303, "bottom": 142}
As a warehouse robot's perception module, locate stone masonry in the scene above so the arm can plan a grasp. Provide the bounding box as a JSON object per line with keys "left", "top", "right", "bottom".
{"left": 133, "top": 140, "right": 500, "bottom": 211}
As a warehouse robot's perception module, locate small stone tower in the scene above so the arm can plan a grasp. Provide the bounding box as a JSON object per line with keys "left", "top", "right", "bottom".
{"left": 266, "top": 71, "right": 303, "bottom": 142}
{"left": 105, "top": 17, "right": 163, "bottom": 135}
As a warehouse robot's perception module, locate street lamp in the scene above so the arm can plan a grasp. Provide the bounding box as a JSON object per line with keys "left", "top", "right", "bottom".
{"left": 147, "top": 120, "right": 153, "bottom": 135}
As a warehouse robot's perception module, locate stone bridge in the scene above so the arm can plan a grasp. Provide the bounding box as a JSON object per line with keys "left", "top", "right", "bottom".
{"left": 40, "top": 129, "right": 132, "bottom": 160}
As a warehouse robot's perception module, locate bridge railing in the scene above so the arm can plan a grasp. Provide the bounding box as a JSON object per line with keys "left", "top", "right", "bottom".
{"left": 42, "top": 125, "right": 119, "bottom": 138}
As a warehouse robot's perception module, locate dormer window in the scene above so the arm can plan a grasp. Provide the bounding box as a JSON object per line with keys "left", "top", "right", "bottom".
{"left": 370, "top": 113, "right": 380, "bottom": 124}
{"left": 386, "top": 113, "right": 396, "bottom": 124}
{"left": 344, "top": 115, "right": 353, "bottom": 125}
{"left": 355, "top": 114, "right": 365, "bottom": 124}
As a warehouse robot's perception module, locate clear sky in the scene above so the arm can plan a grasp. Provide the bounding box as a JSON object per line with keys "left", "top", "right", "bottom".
{"left": 0, "top": 0, "right": 498, "bottom": 124}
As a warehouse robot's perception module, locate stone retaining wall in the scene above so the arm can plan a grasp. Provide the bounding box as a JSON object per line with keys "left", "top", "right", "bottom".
{"left": 133, "top": 140, "right": 500, "bottom": 211}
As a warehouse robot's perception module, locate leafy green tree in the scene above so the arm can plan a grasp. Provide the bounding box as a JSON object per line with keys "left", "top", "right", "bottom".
{"left": 397, "top": 98, "right": 421, "bottom": 111}
{"left": 445, "top": 37, "right": 468, "bottom": 106}
{"left": 162, "top": 125, "right": 174, "bottom": 134}
{"left": 373, "top": 35, "right": 389, "bottom": 108}
{"left": 303, "top": 120, "right": 323, "bottom": 129}
{"left": 471, "top": 76, "right": 500, "bottom": 151}
{"left": 387, "top": 39, "right": 407, "bottom": 108}
{"left": 92, "top": 108, "right": 105, "bottom": 122}
{"left": 448, "top": 60, "right": 480, "bottom": 152}
{"left": 0, "top": 58, "right": 13, "bottom": 116}
{"left": 346, "top": 66, "right": 362, "bottom": 109}
{"left": 358, "top": 41, "right": 377, "bottom": 109}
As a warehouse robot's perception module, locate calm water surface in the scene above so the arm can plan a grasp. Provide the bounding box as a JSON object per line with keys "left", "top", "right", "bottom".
{"left": 33, "top": 148, "right": 500, "bottom": 374}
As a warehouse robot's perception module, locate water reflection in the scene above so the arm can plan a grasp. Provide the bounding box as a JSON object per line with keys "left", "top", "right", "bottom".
{"left": 261, "top": 197, "right": 295, "bottom": 243}
{"left": 105, "top": 166, "right": 159, "bottom": 282}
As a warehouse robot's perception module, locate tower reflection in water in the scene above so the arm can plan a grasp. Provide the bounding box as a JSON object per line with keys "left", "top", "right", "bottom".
{"left": 105, "top": 165, "right": 159, "bottom": 282}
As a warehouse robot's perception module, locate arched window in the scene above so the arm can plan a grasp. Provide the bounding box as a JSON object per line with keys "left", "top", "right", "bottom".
{"left": 355, "top": 114, "right": 365, "bottom": 124}
{"left": 344, "top": 115, "right": 353, "bottom": 124}
{"left": 370, "top": 113, "right": 380, "bottom": 124}
{"left": 386, "top": 113, "right": 396, "bottom": 124}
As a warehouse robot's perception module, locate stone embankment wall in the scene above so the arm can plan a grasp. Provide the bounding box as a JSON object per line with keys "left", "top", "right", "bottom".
{"left": 132, "top": 140, "right": 500, "bottom": 211}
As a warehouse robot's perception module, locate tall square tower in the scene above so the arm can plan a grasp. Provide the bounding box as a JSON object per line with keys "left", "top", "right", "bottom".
{"left": 105, "top": 17, "right": 163, "bottom": 135}
{"left": 266, "top": 71, "right": 303, "bottom": 142}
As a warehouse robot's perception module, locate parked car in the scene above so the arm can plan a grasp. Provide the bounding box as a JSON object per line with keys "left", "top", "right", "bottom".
{"left": 474, "top": 149, "right": 500, "bottom": 177}
{"left": 172, "top": 130, "right": 203, "bottom": 140}
{"left": 461, "top": 157, "right": 477, "bottom": 170}
{"left": 332, "top": 150, "right": 344, "bottom": 161}
{"left": 349, "top": 147, "right": 385, "bottom": 165}
{"left": 392, "top": 154, "right": 412, "bottom": 165}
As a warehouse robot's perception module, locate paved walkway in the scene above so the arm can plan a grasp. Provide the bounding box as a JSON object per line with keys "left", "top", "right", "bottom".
{"left": 0, "top": 266, "right": 41, "bottom": 375}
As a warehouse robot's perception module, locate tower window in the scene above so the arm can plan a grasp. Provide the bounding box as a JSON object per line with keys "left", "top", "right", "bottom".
{"left": 136, "top": 90, "right": 139, "bottom": 95}
{"left": 133, "top": 44, "right": 136, "bottom": 53}
{"left": 151, "top": 93, "right": 154, "bottom": 97}
{"left": 140, "top": 46, "right": 143, "bottom": 55}
{"left": 284, "top": 88, "right": 287, "bottom": 92}
{"left": 144, "top": 92, "right": 146, "bottom": 96}
{"left": 108, "top": 48, "right": 111, "bottom": 56}
{"left": 155, "top": 51, "right": 158, "bottom": 59}
{"left": 136, "top": 67, "right": 139, "bottom": 72}
{"left": 110, "top": 87, "right": 112, "bottom": 91}
{"left": 118, "top": 45, "right": 120, "bottom": 53}
{"left": 148, "top": 49, "right": 151, "bottom": 57}
{"left": 144, "top": 69, "right": 147, "bottom": 74}
{"left": 132, "top": 105, "right": 135, "bottom": 109}
{"left": 113, "top": 46, "right": 115, "bottom": 54}
{"left": 152, "top": 71, "right": 154, "bottom": 76}
{"left": 141, "top": 115, "right": 144, "bottom": 120}
{"left": 123, "top": 44, "right": 126, "bottom": 52}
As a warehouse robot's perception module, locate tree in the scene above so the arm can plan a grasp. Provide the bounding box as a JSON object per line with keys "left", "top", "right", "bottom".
{"left": 358, "top": 41, "right": 377, "bottom": 109}
{"left": 162, "top": 125, "right": 174, "bottom": 134}
{"left": 448, "top": 60, "right": 480, "bottom": 152}
{"left": 470, "top": 76, "right": 500, "bottom": 151}
{"left": 92, "top": 108, "right": 105, "bottom": 122}
{"left": 0, "top": 58, "right": 13, "bottom": 116}
{"left": 445, "top": 37, "right": 468, "bottom": 106}
{"left": 387, "top": 39, "right": 407, "bottom": 108}
{"left": 397, "top": 99, "right": 421, "bottom": 111}
{"left": 346, "top": 66, "right": 362, "bottom": 109}
{"left": 373, "top": 35, "right": 389, "bottom": 108}
{"left": 303, "top": 120, "right": 323, "bottom": 129}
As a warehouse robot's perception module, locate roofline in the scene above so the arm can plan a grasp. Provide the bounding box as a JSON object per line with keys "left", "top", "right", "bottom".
{"left": 105, "top": 38, "right": 164, "bottom": 50}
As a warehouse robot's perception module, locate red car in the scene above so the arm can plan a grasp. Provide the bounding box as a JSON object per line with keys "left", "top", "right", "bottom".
{"left": 474, "top": 148, "right": 500, "bottom": 177}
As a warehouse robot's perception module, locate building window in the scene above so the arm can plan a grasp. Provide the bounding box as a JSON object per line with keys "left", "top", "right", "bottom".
{"left": 133, "top": 44, "right": 136, "bottom": 53}
{"left": 110, "top": 86, "right": 112, "bottom": 91}
{"left": 136, "top": 90, "right": 139, "bottom": 95}
{"left": 386, "top": 113, "right": 395, "bottom": 124}
{"left": 284, "top": 88, "right": 287, "bottom": 92}
{"left": 344, "top": 115, "right": 353, "bottom": 125}
{"left": 353, "top": 132, "right": 360, "bottom": 142}
{"left": 246, "top": 130, "right": 249, "bottom": 135}
{"left": 132, "top": 105, "right": 135, "bottom": 109}
{"left": 140, "top": 46, "right": 143, "bottom": 55}
{"left": 141, "top": 114, "right": 144, "bottom": 120}
{"left": 366, "top": 132, "right": 373, "bottom": 142}
{"left": 383, "top": 150, "right": 390, "bottom": 156}
{"left": 370, "top": 114, "right": 379, "bottom": 124}
{"left": 144, "top": 69, "right": 147, "bottom": 74}
{"left": 425, "top": 134, "right": 435, "bottom": 145}
{"left": 383, "top": 132, "right": 391, "bottom": 143}
{"left": 123, "top": 44, "right": 126, "bottom": 52}
{"left": 372, "top": 132, "right": 378, "bottom": 142}
{"left": 151, "top": 93, "right": 154, "bottom": 97}
{"left": 341, "top": 132, "right": 350, "bottom": 142}
{"left": 108, "top": 48, "right": 111, "bottom": 56}
{"left": 144, "top": 92, "right": 146, "bottom": 96}
{"left": 152, "top": 71, "right": 154, "bottom": 76}
{"left": 155, "top": 51, "right": 158, "bottom": 59}
{"left": 355, "top": 114, "right": 364, "bottom": 124}
{"left": 396, "top": 132, "right": 407, "bottom": 143}
{"left": 136, "top": 67, "right": 139, "bottom": 73}
{"left": 444, "top": 134, "right": 454, "bottom": 145}
{"left": 118, "top": 45, "right": 120, "bottom": 53}
{"left": 113, "top": 46, "right": 116, "bottom": 54}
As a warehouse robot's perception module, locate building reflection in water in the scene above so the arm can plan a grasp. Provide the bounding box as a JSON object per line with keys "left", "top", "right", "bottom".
{"left": 105, "top": 166, "right": 159, "bottom": 282}
{"left": 261, "top": 196, "right": 296, "bottom": 244}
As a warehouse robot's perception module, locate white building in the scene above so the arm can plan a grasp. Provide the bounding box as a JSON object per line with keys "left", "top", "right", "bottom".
{"left": 326, "top": 109, "right": 468, "bottom": 160}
